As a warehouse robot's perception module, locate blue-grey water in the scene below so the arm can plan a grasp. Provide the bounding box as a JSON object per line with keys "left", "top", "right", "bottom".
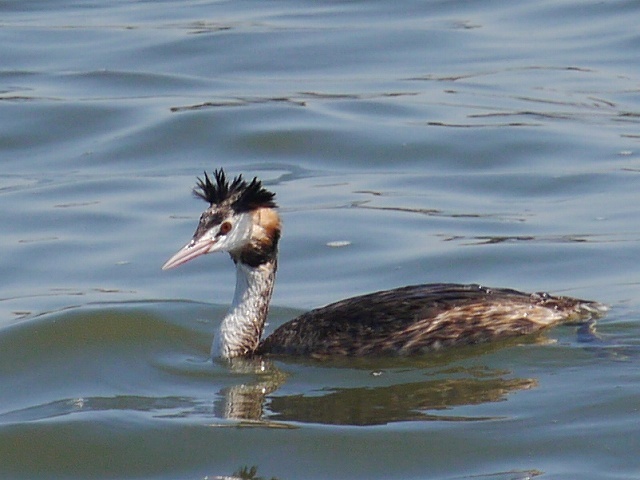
{"left": 1, "top": 1, "right": 640, "bottom": 479}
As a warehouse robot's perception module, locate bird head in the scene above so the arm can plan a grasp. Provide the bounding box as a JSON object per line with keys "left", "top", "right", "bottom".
{"left": 162, "top": 169, "right": 279, "bottom": 270}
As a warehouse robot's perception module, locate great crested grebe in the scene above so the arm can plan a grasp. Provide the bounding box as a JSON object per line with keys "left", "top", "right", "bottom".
{"left": 162, "top": 169, "right": 607, "bottom": 359}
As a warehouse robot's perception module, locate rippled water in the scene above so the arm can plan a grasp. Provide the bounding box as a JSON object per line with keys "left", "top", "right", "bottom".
{"left": 2, "top": 1, "right": 640, "bottom": 479}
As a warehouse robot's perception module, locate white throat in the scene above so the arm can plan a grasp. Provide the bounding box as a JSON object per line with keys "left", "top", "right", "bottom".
{"left": 212, "top": 259, "right": 276, "bottom": 359}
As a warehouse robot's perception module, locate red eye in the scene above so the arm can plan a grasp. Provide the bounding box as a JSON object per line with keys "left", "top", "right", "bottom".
{"left": 219, "top": 221, "right": 232, "bottom": 235}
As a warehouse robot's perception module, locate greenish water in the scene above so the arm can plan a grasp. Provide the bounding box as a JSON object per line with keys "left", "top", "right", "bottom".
{"left": 1, "top": 1, "right": 640, "bottom": 479}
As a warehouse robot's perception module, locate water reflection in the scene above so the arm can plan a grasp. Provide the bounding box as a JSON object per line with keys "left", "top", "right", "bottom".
{"left": 0, "top": 358, "right": 537, "bottom": 427}
{"left": 213, "top": 358, "right": 289, "bottom": 424}
{"left": 266, "top": 376, "right": 536, "bottom": 425}
{"left": 214, "top": 356, "right": 536, "bottom": 426}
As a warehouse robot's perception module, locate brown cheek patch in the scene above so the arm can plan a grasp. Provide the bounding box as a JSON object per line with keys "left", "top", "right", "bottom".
{"left": 236, "top": 208, "right": 281, "bottom": 267}
{"left": 254, "top": 208, "right": 281, "bottom": 241}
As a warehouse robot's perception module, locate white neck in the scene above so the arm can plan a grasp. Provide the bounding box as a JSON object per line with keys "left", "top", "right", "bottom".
{"left": 212, "top": 258, "right": 276, "bottom": 359}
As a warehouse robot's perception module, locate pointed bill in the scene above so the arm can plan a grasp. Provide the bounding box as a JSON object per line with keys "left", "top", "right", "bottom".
{"left": 162, "top": 237, "right": 215, "bottom": 270}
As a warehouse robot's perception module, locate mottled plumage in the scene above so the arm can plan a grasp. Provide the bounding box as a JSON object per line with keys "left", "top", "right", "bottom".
{"left": 257, "top": 283, "right": 606, "bottom": 356}
{"left": 163, "top": 169, "right": 608, "bottom": 360}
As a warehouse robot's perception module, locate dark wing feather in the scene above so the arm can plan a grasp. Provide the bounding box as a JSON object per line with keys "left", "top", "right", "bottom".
{"left": 258, "top": 283, "right": 606, "bottom": 356}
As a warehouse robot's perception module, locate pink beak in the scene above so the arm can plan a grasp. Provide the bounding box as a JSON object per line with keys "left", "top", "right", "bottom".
{"left": 162, "top": 237, "right": 215, "bottom": 270}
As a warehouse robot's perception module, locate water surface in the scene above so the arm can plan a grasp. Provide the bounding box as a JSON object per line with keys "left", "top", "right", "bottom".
{"left": 1, "top": 1, "right": 640, "bottom": 479}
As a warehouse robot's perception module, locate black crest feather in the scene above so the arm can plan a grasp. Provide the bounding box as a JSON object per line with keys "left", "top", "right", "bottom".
{"left": 193, "top": 169, "right": 277, "bottom": 212}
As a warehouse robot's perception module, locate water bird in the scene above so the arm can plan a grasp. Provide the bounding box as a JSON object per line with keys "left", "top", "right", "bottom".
{"left": 162, "top": 169, "right": 607, "bottom": 359}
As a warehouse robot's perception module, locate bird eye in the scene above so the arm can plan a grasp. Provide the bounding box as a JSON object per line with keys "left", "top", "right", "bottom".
{"left": 219, "top": 221, "right": 232, "bottom": 235}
